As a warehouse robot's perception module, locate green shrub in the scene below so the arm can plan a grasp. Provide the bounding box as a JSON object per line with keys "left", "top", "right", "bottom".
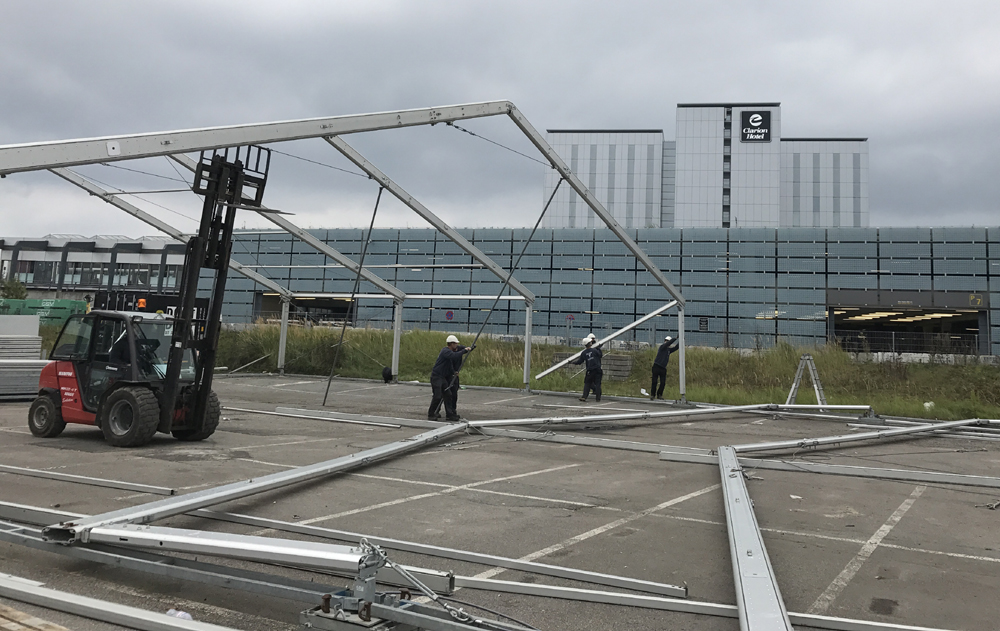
{"left": 216, "top": 327, "right": 1000, "bottom": 420}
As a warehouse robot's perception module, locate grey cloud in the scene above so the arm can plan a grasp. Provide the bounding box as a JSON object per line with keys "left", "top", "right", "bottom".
{"left": 2, "top": 0, "right": 998, "bottom": 237}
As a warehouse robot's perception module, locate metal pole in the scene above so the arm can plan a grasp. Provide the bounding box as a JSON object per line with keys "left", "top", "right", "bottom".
{"left": 718, "top": 446, "right": 794, "bottom": 630}
{"left": 391, "top": 299, "right": 403, "bottom": 382}
{"left": 678, "top": 307, "right": 686, "bottom": 403}
{"left": 535, "top": 301, "right": 678, "bottom": 380}
{"left": 43, "top": 423, "right": 467, "bottom": 543}
{"left": 523, "top": 304, "right": 532, "bottom": 391}
{"left": 732, "top": 418, "right": 988, "bottom": 454}
{"left": 277, "top": 297, "right": 289, "bottom": 375}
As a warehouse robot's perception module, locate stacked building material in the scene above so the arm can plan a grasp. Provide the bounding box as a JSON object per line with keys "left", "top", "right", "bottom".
{"left": 0, "top": 336, "right": 43, "bottom": 359}
{"left": 0, "top": 360, "right": 48, "bottom": 399}
{"left": 0, "top": 315, "right": 46, "bottom": 399}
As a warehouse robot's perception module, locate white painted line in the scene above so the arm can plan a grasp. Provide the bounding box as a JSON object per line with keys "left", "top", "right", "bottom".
{"left": 472, "top": 483, "right": 721, "bottom": 580}
{"left": 298, "top": 463, "right": 581, "bottom": 525}
{"left": 336, "top": 384, "right": 397, "bottom": 395}
{"left": 484, "top": 395, "right": 535, "bottom": 406}
{"left": 806, "top": 485, "right": 926, "bottom": 615}
{"left": 236, "top": 458, "right": 297, "bottom": 469}
{"left": 271, "top": 380, "right": 319, "bottom": 388}
{"left": 537, "top": 403, "right": 646, "bottom": 413}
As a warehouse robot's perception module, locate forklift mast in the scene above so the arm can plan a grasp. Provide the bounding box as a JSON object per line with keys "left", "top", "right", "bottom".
{"left": 158, "top": 146, "right": 271, "bottom": 431}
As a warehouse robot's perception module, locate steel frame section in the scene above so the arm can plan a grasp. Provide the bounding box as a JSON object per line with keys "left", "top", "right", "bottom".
{"left": 188, "top": 509, "right": 688, "bottom": 598}
{"left": 43, "top": 423, "right": 467, "bottom": 543}
{"left": 468, "top": 403, "right": 872, "bottom": 428}
{"left": 535, "top": 300, "right": 678, "bottom": 379}
{"left": 86, "top": 524, "right": 365, "bottom": 572}
{"left": 0, "top": 572, "right": 242, "bottom": 631}
{"left": 0, "top": 102, "right": 518, "bottom": 174}
{"left": 847, "top": 423, "right": 1000, "bottom": 442}
{"left": 732, "top": 418, "right": 989, "bottom": 454}
{"left": 0, "top": 465, "right": 174, "bottom": 496}
{"left": 718, "top": 445, "right": 794, "bottom": 631}
{"left": 0, "top": 520, "right": 338, "bottom": 603}
{"left": 659, "top": 450, "right": 1000, "bottom": 489}
{"left": 324, "top": 136, "right": 534, "bottom": 303}
{"left": 49, "top": 167, "right": 293, "bottom": 298}
{"left": 1, "top": 510, "right": 454, "bottom": 595}
{"left": 169, "top": 153, "right": 405, "bottom": 302}
{"left": 222, "top": 406, "right": 401, "bottom": 427}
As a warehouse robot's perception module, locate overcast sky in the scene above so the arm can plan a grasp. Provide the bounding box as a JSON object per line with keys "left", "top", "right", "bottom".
{"left": 1, "top": 1, "right": 998, "bottom": 238}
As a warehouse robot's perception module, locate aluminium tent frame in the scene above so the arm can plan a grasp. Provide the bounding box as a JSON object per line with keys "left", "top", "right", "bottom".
{"left": 0, "top": 100, "right": 689, "bottom": 397}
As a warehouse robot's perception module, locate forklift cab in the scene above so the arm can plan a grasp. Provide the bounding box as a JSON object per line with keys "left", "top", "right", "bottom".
{"left": 50, "top": 311, "right": 196, "bottom": 412}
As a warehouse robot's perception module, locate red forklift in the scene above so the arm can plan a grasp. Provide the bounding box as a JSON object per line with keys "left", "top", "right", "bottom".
{"left": 28, "top": 146, "right": 271, "bottom": 447}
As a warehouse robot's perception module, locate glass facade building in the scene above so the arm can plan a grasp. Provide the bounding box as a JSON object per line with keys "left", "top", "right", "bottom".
{"left": 4, "top": 228, "right": 995, "bottom": 355}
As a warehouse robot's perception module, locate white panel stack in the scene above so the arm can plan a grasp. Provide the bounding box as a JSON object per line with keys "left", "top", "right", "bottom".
{"left": 0, "top": 316, "right": 46, "bottom": 398}
{"left": 0, "top": 336, "right": 43, "bottom": 359}
{"left": 0, "top": 360, "right": 48, "bottom": 398}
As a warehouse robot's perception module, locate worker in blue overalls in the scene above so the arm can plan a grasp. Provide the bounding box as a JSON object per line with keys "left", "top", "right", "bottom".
{"left": 571, "top": 333, "right": 603, "bottom": 403}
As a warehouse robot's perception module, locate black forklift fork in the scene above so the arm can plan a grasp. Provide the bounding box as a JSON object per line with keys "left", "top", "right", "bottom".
{"left": 158, "top": 146, "right": 271, "bottom": 432}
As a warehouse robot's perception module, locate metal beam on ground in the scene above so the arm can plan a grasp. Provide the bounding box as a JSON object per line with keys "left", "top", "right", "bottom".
{"left": 188, "top": 509, "right": 688, "bottom": 598}
{"left": 0, "top": 521, "right": 337, "bottom": 603}
{"left": 733, "top": 418, "right": 989, "bottom": 455}
{"left": 470, "top": 403, "right": 773, "bottom": 428}
{"left": 718, "top": 445, "right": 794, "bottom": 631}
{"left": 847, "top": 424, "right": 1000, "bottom": 442}
{"left": 1, "top": 509, "right": 453, "bottom": 595}
{"left": 43, "top": 423, "right": 467, "bottom": 543}
{"left": 49, "top": 167, "right": 293, "bottom": 298}
{"left": 170, "top": 153, "right": 406, "bottom": 302}
{"left": 0, "top": 572, "right": 242, "bottom": 631}
{"left": 324, "top": 136, "right": 534, "bottom": 303}
{"left": 535, "top": 300, "right": 678, "bottom": 380}
{"left": 0, "top": 465, "right": 174, "bottom": 496}
{"left": 659, "top": 449, "right": 1000, "bottom": 489}
{"left": 467, "top": 403, "right": 870, "bottom": 429}
{"left": 0, "top": 505, "right": 957, "bottom": 631}
{"left": 1, "top": 102, "right": 516, "bottom": 175}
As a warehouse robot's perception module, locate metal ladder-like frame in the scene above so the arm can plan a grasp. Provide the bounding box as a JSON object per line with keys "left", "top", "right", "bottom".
{"left": 785, "top": 353, "right": 827, "bottom": 406}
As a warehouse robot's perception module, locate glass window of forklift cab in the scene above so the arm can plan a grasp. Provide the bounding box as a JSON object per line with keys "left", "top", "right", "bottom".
{"left": 132, "top": 316, "right": 197, "bottom": 381}
{"left": 50, "top": 314, "right": 95, "bottom": 360}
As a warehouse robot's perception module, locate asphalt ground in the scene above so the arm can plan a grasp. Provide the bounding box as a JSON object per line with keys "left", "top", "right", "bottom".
{"left": 1, "top": 374, "right": 999, "bottom": 631}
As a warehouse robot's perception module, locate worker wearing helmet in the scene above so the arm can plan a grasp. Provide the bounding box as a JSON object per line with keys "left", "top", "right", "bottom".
{"left": 570, "top": 334, "right": 603, "bottom": 403}
{"left": 650, "top": 335, "right": 679, "bottom": 400}
{"left": 428, "top": 334, "right": 474, "bottom": 421}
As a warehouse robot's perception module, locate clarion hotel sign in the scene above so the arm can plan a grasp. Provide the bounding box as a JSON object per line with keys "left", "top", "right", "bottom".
{"left": 740, "top": 111, "right": 771, "bottom": 142}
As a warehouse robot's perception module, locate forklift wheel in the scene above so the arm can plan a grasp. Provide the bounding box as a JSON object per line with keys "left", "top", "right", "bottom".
{"left": 172, "top": 391, "right": 221, "bottom": 442}
{"left": 28, "top": 396, "right": 66, "bottom": 438}
{"left": 101, "top": 387, "right": 160, "bottom": 447}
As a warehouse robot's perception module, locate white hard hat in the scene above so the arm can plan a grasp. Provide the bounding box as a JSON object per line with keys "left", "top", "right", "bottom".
{"left": 586, "top": 333, "right": 597, "bottom": 340}
{"left": 446, "top": 335, "right": 460, "bottom": 344}
{"left": 665, "top": 336, "right": 673, "bottom": 341}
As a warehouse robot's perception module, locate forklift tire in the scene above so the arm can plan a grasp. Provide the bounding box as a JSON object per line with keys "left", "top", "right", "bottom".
{"left": 101, "top": 386, "right": 160, "bottom": 447}
{"left": 172, "top": 391, "right": 221, "bottom": 442}
{"left": 28, "top": 396, "right": 66, "bottom": 438}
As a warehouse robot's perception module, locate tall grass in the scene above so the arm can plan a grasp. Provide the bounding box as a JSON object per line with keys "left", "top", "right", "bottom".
{"left": 216, "top": 325, "right": 1000, "bottom": 420}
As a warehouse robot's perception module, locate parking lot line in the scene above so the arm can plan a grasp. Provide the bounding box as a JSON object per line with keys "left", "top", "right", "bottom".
{"left": 297, "top": 463, "right": 582, "bottom": 525}
{"left": 473, "top": 483, "right": 721, "bottom": 579}
{"left": 806, "top": 485, "right": 926, "bottom": 615}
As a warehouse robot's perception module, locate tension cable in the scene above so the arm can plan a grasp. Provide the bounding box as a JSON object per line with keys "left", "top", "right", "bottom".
{"left": 323, "top": 186, "right": 384, "bottom": 406}
{"left": 447, "top": 122, "right": 553, "bottom": 168}
{"left": 433, "top": 178, "right": 565, "bottom": 414}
